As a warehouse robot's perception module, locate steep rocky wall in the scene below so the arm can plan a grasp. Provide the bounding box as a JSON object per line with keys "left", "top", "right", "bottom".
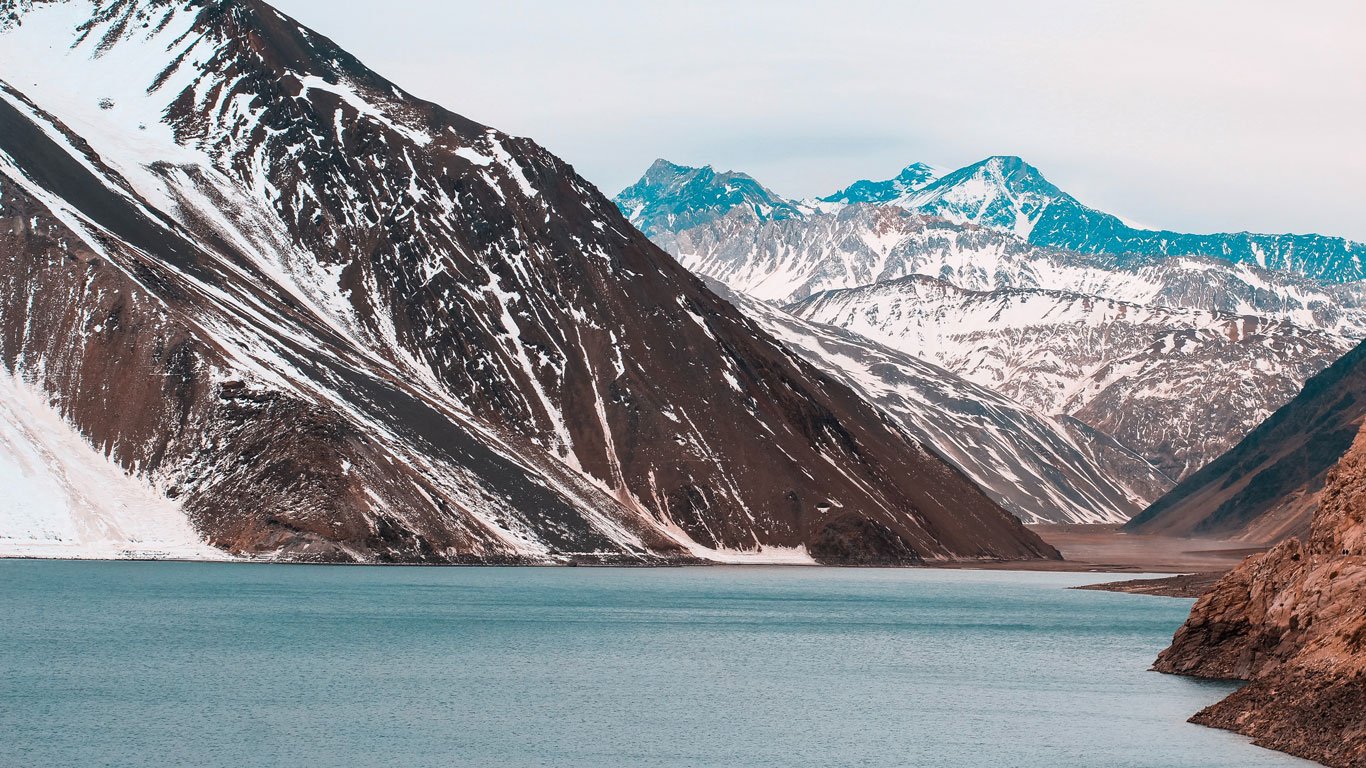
{"left": 0, "top": 171, "right": 659, "bottom": 563}
{"left": 1154, "top": 424, "right": 1366, "bottom": 767}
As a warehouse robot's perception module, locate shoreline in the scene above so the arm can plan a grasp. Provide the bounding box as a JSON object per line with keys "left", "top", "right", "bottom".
{"left": 0, "top": 524, "right": 1268, "bottom": 583}
{"left": 1071, "top": 572, "right": 1228, "bottom": 598}
{"left": 940, "top": 524, "right": 1263, "bottom": 596}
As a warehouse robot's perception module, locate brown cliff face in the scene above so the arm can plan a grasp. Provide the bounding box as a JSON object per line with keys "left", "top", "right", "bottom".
{"left": 0, "top": 154, "right": 676, "bottom": 563}
{"left": 0, "top": 0, "right": 1058, "bottom": 564}
{"left": 1154, "top": 424, "right": 1366, "bottom": 767}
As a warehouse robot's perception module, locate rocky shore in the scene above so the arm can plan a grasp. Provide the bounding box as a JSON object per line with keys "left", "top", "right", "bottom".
{"left": 1153, "top": 427, "right": 1366, "bottom": 767}
{"left": 1073, "top": 572, "right": 1226, "bottom": 598}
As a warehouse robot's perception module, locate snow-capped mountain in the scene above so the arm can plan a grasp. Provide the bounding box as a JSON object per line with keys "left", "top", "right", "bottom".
{"left": 620, "top": 157, "right": 1366, "bottom": 484}
{"left": 788, "top": 276, "right": 1354, "bottom": 480}
{"left": 613, "top": 159, "right": 811, "bottom": 239}
{"left": 621, "top": 157, "right": 1366, "bottom": 292}
{"left": 0, "top": 0, "right": 1059, "bottom": 564}
{"left": 709, "top": 281, "right": 1170, "bottom": 524}
{"left": 890, "top": 156, "right": 1366, "bottom": 283}
{"left": 894, "top": 156, "right": 1061, "bottom": 239}
{"left": 820, "top": 162, "right": 939, "bottom": 205}
{"left": 654, "top": 201, "right": 1366, "bottom": 335}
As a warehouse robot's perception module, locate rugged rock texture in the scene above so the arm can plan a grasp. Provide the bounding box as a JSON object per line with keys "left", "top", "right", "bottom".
{"left": 820, "top": 162, "right": 938, "bottom": 205}
{"left": 1154, "top": 424, "right": 1366, "bottom": 767}
{"left": 0, "top": 136, "right": 662, "bottom": 563}
{"left": 711, "top": 280, "right": 1168, "bottom": 524}
{"left": 0, "top": 0, "right": 1058, "bottom": 564}
{"left": 1128, "top": 340, "right": 1366, "bottom": 543}
{"left": 789, "top": 275, "right": 1351, "bottom": 482}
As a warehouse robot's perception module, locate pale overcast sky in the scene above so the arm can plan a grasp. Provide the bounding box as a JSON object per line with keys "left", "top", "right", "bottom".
{"left": 270, "top": 0, "right": 1365, "bottom": 240}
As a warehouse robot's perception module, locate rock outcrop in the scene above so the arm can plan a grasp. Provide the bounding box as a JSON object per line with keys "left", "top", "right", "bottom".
{"left": 1154, "top": 424, "right": 1366, "bottom": 767}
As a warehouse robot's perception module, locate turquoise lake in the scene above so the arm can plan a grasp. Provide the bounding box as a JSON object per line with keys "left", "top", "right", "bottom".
{"left": 0, "top": 561, "right": 1311, "bottom": 767}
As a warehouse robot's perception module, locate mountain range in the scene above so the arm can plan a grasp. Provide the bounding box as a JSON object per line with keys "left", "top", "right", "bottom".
{"left": 707, "top": 280, "right": 1167, "bottom": 524}
{"left": 0, "top": 0, "right": 1057, "bottom": 564}
{"left": 788, "top": 275, "right": 1353, "bottom": 481}
{"left": 4, "top": 0, "right": 1361, "bottom": 574}
{"left": 655, "top": 201, "right": 1366, "bottom": 334}
{"left": 618, "top": 158, "right": 1366, "bottom": 491}
{"left": 625, "top": 156, "right": 1366, "bottom": 283}
{"left": 615, "top": 159, "right": 810, "bottom": 240}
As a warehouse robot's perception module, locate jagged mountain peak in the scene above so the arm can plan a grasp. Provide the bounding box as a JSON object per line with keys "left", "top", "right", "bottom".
{"left": 910, "top": 155, "right": 1366, "bottom": 281}
{"left": 963, "top": 156, "right": 1068, "bottom": 197}
{"left": 614, "top": 158, "right": 807, "bottom": 237}
{"left": 894, "top": 155, "right": 1071, "bottom": 238}
{"left": 639, "top": 150, "right": 1366, "bottom": 282}
{"left": 966, "top": 154, "right": 1046, "bottom": 177}
{"left": 898, "top": 160, "right": 938, "bottom": 177}
{"left": 641, "top": 157, "right": 703, "bottom": 178}
{"left": 635, "top": 159, "right": 763, "bottom": 191}
{"left": 820, "top": 161, "right": 940, "bottom": 204}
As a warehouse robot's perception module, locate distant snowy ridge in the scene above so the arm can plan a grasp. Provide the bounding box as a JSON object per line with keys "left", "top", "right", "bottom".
{"left": 620, "top": 158, "right": 1366, "bottom": 483}
{"left": 908, "top": 157, "right": 1366, "bottom": 283}
{"left": 614, "top": 159, "right": 812, "bottom": 239}
{"left": 788, "top": 275, "right": 1354, "bottom": 480}
{"left": 891, "top": 156, "right": 1061, "bottom": 240}
{"left": 821, "top": 162, "right": 939, "bottom": 205}
{"left": 653, "top": 202, "right": 1366, "bottom": 336}
{"left": 711, "top": 281, "right": 1169, "bottom": 524}
{"left": 618, "top": 156, "right": 1366, "bottom": 286}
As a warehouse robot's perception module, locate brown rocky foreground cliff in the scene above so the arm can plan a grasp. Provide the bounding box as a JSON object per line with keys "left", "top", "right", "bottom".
{"left": 1154, "top": 425, "right": 1366, "bottom": 767}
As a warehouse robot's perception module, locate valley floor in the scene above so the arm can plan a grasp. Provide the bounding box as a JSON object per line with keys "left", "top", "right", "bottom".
{"left": 936, "top": 524, "right": 1270, "bottom": 597}
{"left": 936, "top": 523, "right": 1268, "bottom": 574}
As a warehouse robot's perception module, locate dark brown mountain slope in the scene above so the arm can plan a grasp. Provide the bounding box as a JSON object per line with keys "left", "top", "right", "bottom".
{"left": 0, "top": 0, "right": 1055, "bottom": 563}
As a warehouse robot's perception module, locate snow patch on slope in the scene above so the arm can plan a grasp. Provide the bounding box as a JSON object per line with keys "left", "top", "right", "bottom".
{"left": 714, "top": 284, "right": 1159, "bottom": 523}
{"left": 666, "top": 521, "right": 817, "bottom": 564}
{"left": 0, "top": 371, "right": 223, "bottom": 560}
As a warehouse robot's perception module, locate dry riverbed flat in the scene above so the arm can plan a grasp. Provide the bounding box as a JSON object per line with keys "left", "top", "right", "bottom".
{"left": 1026, "top": 524, "right": 1267, "bottom": 572}
{"left": 934, "top": 524, "right": 1270, "bottom": 597}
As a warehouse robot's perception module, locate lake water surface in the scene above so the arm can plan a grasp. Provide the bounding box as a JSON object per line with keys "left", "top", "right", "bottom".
{"left": 0, "top": 561, "right": 1310, "bottom": 767}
